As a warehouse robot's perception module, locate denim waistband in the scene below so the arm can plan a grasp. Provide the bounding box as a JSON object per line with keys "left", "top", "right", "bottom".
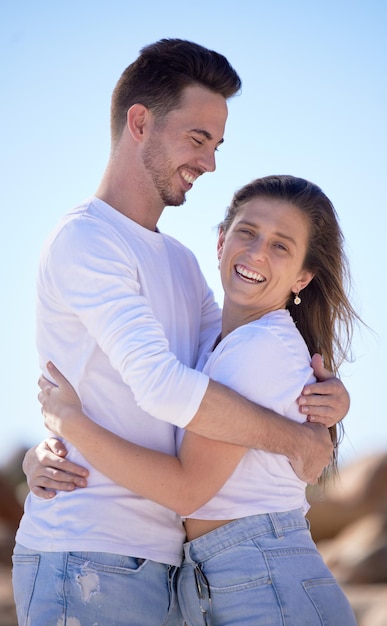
{"left": 183, "top": 508, "right": 308, "bottom": 564}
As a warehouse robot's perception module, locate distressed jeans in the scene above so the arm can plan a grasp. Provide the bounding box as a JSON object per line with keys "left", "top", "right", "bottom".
{"left": 178, "top": 509, "right": 357, "bottom": 626}
{"left": 12, "top": 543, "right": 183, "bottom": 625}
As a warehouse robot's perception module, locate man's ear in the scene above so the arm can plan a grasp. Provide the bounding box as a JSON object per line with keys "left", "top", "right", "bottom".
{"left": 217, "top": 228, "right": 225, "bottom": 260}
{"left": 127, "top": 104, "right": 150, "bottom": 142}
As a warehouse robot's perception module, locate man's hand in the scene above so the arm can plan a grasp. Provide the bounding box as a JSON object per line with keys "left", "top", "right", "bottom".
{"left": 289, "top": 422, "right": 333, "bottom": 484}
{"left": 298, "top": 354, "right": 350, "bottom": 426}
{"left": 23, "top": 438, "right": 89, "bottom": 499}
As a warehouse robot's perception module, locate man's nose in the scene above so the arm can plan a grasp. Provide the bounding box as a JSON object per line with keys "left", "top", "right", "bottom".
{"left": 198, "top": 148, "right": 216, "bottom": 173}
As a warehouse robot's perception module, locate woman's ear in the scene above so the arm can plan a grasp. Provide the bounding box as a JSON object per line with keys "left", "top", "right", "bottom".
{"left": 127, "top": 104, "right": 149, "bottom": 142}
{"left": 293, "top": 270, "right": 315, "bottom": 295}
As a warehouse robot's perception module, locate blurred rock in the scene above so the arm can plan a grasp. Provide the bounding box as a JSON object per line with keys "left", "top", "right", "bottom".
{"left": 0, "top": 449, "right": 27, "bottom": 626}
{"left": 319, "top": 513, "right": 387, "bottom": 584}
{"left": 344, "top": 584, "right": 387, "bottom": 626}
{"left": 0, "top": 475, "right": 23, "bottom": 536}
{"left": 307, "top": 452, "right": 387, "bottom": 541}
{"left": 0, "top": 447, "right": 28, "bottom": 490}
{"left": 0, "top": 447, "right": 27, "bottom": 566}
{"left": 306, "top": 452, "right": 387, "bottom": 624}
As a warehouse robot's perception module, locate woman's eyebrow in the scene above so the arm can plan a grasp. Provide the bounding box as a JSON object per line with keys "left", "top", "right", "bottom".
{"left": 236, "top": 219, "right": 298, "bottom": 246}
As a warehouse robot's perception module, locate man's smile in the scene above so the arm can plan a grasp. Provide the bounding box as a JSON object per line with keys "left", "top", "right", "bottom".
{"left": 180, "top": 167, "right": 201, "bottom": 186}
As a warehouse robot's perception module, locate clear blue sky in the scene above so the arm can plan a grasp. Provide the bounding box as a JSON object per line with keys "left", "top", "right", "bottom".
{"left": 1, "top": 0, "right": 386, "bottom": 467}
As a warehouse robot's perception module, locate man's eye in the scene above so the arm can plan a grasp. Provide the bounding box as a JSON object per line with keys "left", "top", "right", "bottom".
{"left": 192, "top": 137, "right": 203, "bottom": 146}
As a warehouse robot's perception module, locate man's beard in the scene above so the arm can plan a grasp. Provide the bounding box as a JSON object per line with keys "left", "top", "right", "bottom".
{"left": 142, "top": 135, "right": 186, "bottom": 207}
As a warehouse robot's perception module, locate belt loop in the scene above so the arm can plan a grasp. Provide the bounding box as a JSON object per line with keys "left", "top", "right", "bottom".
{"left": 268, "top": 512, "right": 284, "bottom": 538}
{"left": 183, "top": 542, "right": 194, "bottom": 564}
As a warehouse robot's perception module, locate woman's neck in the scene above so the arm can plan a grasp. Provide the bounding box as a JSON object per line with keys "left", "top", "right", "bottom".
{"left": 220, "top": 300, "right": 282, "bottom": 340}
{"left": 220, "top": 302, "right": 255, "bottom": 340}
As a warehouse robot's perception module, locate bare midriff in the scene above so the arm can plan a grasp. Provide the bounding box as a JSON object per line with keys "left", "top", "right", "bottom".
{"left": 184, "top": 518, "right": 235, "bottom": 541}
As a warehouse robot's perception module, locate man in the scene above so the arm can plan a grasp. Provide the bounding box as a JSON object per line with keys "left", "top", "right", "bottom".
{"left": 14, "top": 39, "right": 348, "bottom": 625}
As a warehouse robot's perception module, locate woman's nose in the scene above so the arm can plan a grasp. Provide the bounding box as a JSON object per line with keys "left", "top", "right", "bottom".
{"left": 248, "top": 237, "right": 266, "bottom": 260}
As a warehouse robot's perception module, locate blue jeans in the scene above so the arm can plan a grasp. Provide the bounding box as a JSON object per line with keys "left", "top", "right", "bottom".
{"left": 178, "top": 509, "right": 357, "bottom": 626}
{"left": 12, "top": 543, "right": 183, "bottom": 625}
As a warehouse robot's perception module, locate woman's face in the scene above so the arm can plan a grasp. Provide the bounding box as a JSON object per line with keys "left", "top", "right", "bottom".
{"left": 218, "top": 197, "right": 314, "bottom": 321}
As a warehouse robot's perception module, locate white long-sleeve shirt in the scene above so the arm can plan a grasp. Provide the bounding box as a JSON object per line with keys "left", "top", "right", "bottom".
{"left": 17, "top": 197, "right": 221, "bottom": 565}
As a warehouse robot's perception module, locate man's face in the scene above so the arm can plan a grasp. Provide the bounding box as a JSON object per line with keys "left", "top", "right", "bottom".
{"left": 142, "top": 85, "right": 228, "bottom": 207}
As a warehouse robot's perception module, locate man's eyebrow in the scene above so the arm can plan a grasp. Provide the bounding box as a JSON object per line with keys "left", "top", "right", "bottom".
{"left": 190, "top": 128, "right": 225, "bottom": 146}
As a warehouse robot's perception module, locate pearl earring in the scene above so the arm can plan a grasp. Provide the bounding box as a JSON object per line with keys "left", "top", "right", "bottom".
{"left": 294, "top": 293, "right": 301, "bottom": 305}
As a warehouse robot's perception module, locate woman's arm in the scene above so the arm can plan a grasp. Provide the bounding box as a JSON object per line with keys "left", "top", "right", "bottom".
{"left": 39, "top": 363, "right": 247, "bottom": 516}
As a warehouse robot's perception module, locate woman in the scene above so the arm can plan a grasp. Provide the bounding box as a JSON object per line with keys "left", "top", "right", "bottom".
{"left": 39, "top": 175, "right": 358, "bottom": 624}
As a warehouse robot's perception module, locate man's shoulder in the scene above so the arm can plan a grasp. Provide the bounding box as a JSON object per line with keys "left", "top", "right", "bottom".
{"left": 162, "top": 231, "right": 200, "bottom": 266}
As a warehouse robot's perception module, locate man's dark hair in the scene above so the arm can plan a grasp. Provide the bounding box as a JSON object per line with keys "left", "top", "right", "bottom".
{"left": 111, "top": 38, "right": 241, "bottom": 143}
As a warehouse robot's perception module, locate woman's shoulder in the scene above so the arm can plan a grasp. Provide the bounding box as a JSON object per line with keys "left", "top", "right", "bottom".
{"left": 226, "top": 309, "right": 298, "bottom": 346}
{"left": 212, "top": 310, "right": 310, "bottom": 377}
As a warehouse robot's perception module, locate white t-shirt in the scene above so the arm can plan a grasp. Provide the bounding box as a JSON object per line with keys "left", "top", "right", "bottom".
{"left": 180, "top": 309, "right": 313, "bottom": 520}
{"left": 17, "top": 197, "right": 221, "bottom": 566}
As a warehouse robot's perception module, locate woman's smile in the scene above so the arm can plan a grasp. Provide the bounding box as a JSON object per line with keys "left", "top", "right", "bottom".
{"left": 234, "top": 264, "right": 266, "bottom": 283}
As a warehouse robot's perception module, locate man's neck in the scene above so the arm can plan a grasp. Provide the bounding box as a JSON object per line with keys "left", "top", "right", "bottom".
{"left": 96, "top": 163, "right": 164, "bottom": 232}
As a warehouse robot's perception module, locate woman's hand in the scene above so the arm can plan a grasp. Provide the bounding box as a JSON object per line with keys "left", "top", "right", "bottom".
{"left": 38, "top": 362, "right": 82, "bottom": 439}
{"left": 298, "top": 353, "right": 350, "bottom": 427}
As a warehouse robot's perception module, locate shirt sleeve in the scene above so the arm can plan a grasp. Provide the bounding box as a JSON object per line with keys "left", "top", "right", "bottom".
{"left": 40, "top": 216, "right": 209, "bottom": 427}
{"left": 205, "top": 318, "right": 313, "bottom": 419}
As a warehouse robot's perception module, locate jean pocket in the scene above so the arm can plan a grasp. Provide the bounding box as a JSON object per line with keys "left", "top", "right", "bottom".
{"left": 68, "top": 552, "right": 148, "bottom": 576}
{"left": 303, "top": 577, "right": 356, "bottom": 625}
{"left": 12, "top": 553, "right": 40, "bottom": 626}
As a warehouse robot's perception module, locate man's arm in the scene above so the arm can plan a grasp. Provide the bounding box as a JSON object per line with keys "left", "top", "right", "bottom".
{"left": 186, "top": 379, "right": 333, "bottom": 485}
{"left": 186, "top": 353, "right": 348, "bottom": 483}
